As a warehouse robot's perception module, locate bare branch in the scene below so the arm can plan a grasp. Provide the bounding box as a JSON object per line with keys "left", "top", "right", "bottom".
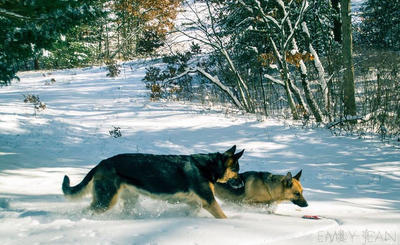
{"left": 253, "top": 0, "right": 281, "bottom": 29}
{"left": 264, "top": 74, "right": 285, "bottom": 87}
{"left": 0, "top": 8, "right": 33, "bottom": 20}
{"left": 164, "top": 67, "right": 244, "bottom": 109}
{"left": 279, "top": 0, "right": 295, "bottom": 26}
{"left": 283, "top": 0, "right": 309, "bottom": 50}
{"left": 175, "top": 27, "right": 219, "bottom": 50}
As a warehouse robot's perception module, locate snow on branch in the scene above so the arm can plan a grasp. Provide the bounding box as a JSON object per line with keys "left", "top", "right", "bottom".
{"left": 282, "top": 0, "right": 309, "bottom": 51}
{"left": 253, "top": 0, "right": 281, "bottom": 29}
{"left": 163, "top": 67, "right": 244, "bottom": 109}
{"left": 264, "top": 74, "right": 285, "bottom": 86}
{"left": 0, "top": 8, "right": 32, "bottom": 20}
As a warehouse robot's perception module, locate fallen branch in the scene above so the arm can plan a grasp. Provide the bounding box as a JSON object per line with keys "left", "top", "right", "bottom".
{"left": 326, "top": 115, "right": 363, "bottom": 129}
{"left": 326, "top": 109, "right": 384, "bottom": 129}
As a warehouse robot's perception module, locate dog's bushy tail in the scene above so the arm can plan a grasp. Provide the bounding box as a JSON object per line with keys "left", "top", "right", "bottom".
{"left": 62, "top": 166, "right": 97, "bottom": 200}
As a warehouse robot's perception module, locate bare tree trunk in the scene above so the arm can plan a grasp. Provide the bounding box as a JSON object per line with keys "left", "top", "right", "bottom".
{"left": 221, "top": 49, "right": 254, "bottom": 112}
{"left": 341, "top": 0, "right": 356, "bottom": 116}
{"left": 285, "top": 16, "right": 324, "bottom": 122}
{"left": 301, "top": 21, "right": 330, "bottom": 114}
{"left": 300, "top": 74, "right": 323, "bottom": 122}
{"left": 105, "top": 24, "right": 110, "bottom": 60}
{"left": 282, "top": 53, "right": 299, "bottom": 120}
{"left": 288, "top": 78, "right": 307, "bottom": 114}
{"left": 259, "top": 69, "right": 268, "bottom": 117}
{"left": 284, "top": 78, "right": 299, "bottom": 120}
{"left": 34, "top": 57, "right": 40, "bottom": 70}
{"left": 331, "top": 0, "right": 342, "bottom": 43}
{"left": 269, "top": 36, "right": 299, "bottom": 120}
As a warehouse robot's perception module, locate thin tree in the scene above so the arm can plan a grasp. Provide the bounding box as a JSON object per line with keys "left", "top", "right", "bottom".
{"left": 341, "top": 0, "right": 356, "bottom": 117}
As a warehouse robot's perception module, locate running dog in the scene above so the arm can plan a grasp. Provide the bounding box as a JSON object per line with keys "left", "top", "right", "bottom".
{"left": 214, "top": 170, "right": 308, "bottom": 207}
{"left": 62, "top": 145, "right": 244, "bottom": 218}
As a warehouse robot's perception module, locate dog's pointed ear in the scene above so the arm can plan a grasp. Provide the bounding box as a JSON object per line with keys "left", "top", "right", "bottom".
{"left": 233, "top": 149, "right": 244, "bottom": 160}
{"left": 282, "top": 172, "right": 293, "bottom": 187}
{"left": 224, "top": 145, "right": 236, "bottom": 157}
{"left": 294, "top": 170, "right": 302, "bottom": 180}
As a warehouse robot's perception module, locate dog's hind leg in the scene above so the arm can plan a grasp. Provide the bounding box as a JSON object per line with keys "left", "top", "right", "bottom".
{"left": 120, "top": 186, "right": 139, "bottom": 213}
{"left": 182, "top": 194, "right": 202, "bottom": 215}
{"left": 90, "top": 179, "right": 121, "bottom": 213}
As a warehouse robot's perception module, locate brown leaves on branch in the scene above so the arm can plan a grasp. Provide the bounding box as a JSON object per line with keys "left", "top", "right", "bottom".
{"left": 113, "top": 0, "right": 182, "bottom": 35}
{"left": 258, "top": 51, "right": 314, "bottom": 68}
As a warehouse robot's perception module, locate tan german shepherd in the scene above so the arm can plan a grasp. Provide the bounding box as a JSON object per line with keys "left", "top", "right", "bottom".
{"left": 62, "top": 146, "right": 244, "bottom": 218}
{"left": 214, "top": 170, "right": 308, "bottom": 207}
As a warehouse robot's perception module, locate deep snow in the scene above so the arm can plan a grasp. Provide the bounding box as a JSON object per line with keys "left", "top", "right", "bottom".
{"left": 0, "top": 61, "right": 400, "bottom": 244}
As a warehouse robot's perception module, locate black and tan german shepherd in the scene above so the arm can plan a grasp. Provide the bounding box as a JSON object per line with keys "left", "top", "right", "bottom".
{"left": 62, "top": 145, "right": 244, "bottom": 218}
{"left": 215, "top": 170, "right": 308, "bottom": 207}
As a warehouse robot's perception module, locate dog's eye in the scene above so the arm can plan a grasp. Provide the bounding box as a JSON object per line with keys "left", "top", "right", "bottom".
{"left": 295, "top": 192, "right": 300, "bottom": 197}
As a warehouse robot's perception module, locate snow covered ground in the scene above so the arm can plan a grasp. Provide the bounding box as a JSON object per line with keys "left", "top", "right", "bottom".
{"left": 1, "top": 61, "right": 400, "bottom": 244}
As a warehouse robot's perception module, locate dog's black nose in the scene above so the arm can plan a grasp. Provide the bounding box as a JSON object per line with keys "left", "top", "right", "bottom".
{"left": 292, "top": 199, "right": 308, "bottom": 207}
{"left": 301, "top": 202, "right": 308, "bottom": 207}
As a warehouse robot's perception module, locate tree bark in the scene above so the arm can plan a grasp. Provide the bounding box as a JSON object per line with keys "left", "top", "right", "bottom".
{"left": 301, "top": 21, "right": 329, "bottom": 115}
{"left": 221, "top": 49, "right": 254, "bottom": 112}
{"left": 341, "top": 0, "right": 356, "bottom": 116}
{"left": 284, "top": 77, "right": 299, "bottom": 120}
{"left": 285, "top": 16, "right": 324, "bottom": 122}
{"left": 34, "top": 57, "right": 40, "bottom": 70}
{"left": 331, "top": 0, "right": 342, "bottom": 43}
{"left": 259, "top": 69, "right": 268, "bottom": 117}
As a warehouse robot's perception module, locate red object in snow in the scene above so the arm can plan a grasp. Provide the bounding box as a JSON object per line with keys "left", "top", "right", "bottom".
{"left": 302, "top": 215, "right": 321, "bottom": 220}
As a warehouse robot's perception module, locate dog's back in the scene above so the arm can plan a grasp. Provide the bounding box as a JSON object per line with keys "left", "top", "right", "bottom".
{"left": 62, "top": 146, "right": 245, "bottom": 218}
{"left": 215, "top": 170, "right": 308, "bottom": 207}
{"left": 106, "top": 153, "right": 195, "bottom": 194}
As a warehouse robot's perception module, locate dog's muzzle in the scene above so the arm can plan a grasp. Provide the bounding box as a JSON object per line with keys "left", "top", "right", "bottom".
{"left": 292, "top": 199, "right": 308, "bottom": 207}
{"left": 227, "top": 177, "right": 245, "bottom": 189}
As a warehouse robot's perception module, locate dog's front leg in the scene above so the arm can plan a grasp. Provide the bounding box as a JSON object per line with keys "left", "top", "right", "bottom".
{"left": 196, "top": 182, "right": 227, "bottom": 219}
{"left": 202, "top": 199, "right": 227, "bottom": 219}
